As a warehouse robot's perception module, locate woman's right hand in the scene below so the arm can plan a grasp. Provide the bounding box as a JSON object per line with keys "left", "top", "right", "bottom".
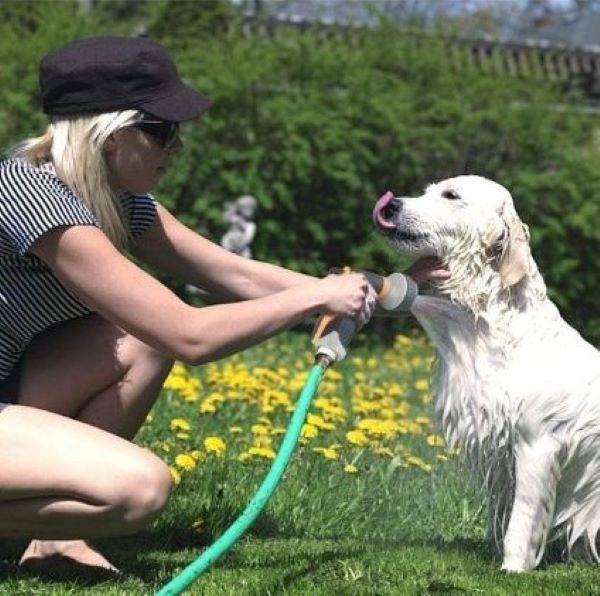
{"left": 313, "top": 272, "right": 371, "bottom": 320}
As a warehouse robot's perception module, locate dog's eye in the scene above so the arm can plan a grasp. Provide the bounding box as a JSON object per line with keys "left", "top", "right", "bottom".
{"left": 442, "top": 189, "right": 460, "bottom": 200}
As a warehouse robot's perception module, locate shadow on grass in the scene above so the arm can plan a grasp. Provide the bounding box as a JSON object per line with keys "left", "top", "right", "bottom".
{"left": 0, "top": 524, "right": 492, "bottom": 590}
{"left": 0, "top": 556, "right": 133, "bottom": 588}
{"left": 213, "top": 535, "right": 492, "bottom": 594}
{"left": 113, "top": 504, "right": 285, "bottom": 553}
{"left": 125, "top": 519, "right": 493, "bottom": 576}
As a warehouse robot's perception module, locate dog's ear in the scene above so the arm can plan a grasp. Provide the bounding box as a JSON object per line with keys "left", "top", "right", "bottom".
{"left": 499, "top": 214, "right": 531, "bottom": 288}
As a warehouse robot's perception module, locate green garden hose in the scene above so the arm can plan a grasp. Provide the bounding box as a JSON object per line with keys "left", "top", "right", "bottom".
{"left": 156, "top": 359, "right": 329, "bottom": 595}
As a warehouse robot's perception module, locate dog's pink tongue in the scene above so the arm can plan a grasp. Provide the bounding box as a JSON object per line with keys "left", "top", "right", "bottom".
{"left": 372, "top": 191, "right": 397, "bottom": 231}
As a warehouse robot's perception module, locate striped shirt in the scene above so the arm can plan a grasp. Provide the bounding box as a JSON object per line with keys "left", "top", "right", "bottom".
{"left": 0, "top": 158, "right": 157, "bottom": 380}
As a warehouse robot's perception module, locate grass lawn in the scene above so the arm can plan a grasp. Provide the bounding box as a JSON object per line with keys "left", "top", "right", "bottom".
{"left": 0, "top": 330, "right": 598, "bottom": 595}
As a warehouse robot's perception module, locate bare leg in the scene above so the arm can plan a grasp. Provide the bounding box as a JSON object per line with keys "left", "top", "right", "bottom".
{"left": 0, "top": 404, "right": 172, "bottom": 569}
{"left": 13, "top": 314, "right": 174, "bottom": 570}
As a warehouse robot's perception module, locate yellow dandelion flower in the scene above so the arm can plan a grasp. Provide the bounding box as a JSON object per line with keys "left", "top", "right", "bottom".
{"left": 427, "top": 434, "right": 445, "bottom": 447}
{"left": 358, "top": 418, "right": 399, "bottom": 437}
{"left": 176, "top": 432, "right": 190, "bottom": 440}
{"left": 353, "top": 386, "right": 365, "bottom": 400}
{"left": 248, "top": 446, "right": 276, "bottom": 459}
{"left": 387, "top": 382, "right": 405, "bottom": 397}
{"left": 301, "top": 423, "right": 318, "bottom": 439}
{"left": 406, "top": 455, "right": 432, "bottom": 472}
{"left": 229, "top": 426, "right": 243, "bottom": 434}
{"left": 346, "top": 429, "right": 369, "bottom": 446}
{"left": 326, "top": 369, "right": 342, "bottom": 381}
{"left": 182, "top": 391, "right": 199, "bottom": 403}
{"left": 375, "top": 447, "right": 394, "bottom": 458}
{"left": 415, "top": 416, "right": 431, "bottom": 425}
{"left": 394, "top": 334, "right": 412, "bottom": 348}
{"left": 169, "top": 466, "right": 181, "bottom": 485}
{"left": 414, "top": 379, "right": 429, "bottom": 392}
{"left": 436, "top": 454, "right": 448, "bottom": 462}
{"left": 238, "top": 452, "right": 252, "bottom": 462}
{"left": 395, "top": 401, "right": 410, "bottom": 416}
{"left": 199, "top": 401, "right": 216, "bottom": 414}
{"left": 207, "top": 391, "right": 226, "bottom": 403}
{"left": 170, "top": 418, "right": 191, "bottom": 432}
{"left": 254, "top": 434, "right": 273, "bottom": 448}
{"left": 307, "top": 413, "right": 335, "bottom": 430}
{"left": 251, "top": 424, "right": 270, "bottom": 436}
{"left": 344, "top": 463, "right": 358, "bottom": 474}
{"left": 313, "top": 447, "right": 339, "bottom": 460}
{"left": 164, "top": 375, "right": 187, "bottom": 391}
{"left": 171, "top": 362, "right": 187, "bottom": 375}
{"left": 411, "top": 356, "right": 424, "bottom": 368}
{"left": 397, "top": 420, "right": 423, "bottom": 435}
{"left": 175, "top": 453, "right": 197, "bottom": 471}
{"left": 204, "top": 436, "right": 226, "bottom": 456}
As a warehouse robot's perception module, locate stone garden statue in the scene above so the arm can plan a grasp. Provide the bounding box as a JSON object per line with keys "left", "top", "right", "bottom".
{"left": 220, "top": 195, "right": 258, "bottom": 258}
{"left": 186, "top": 195, "right": 258, "bottom": 298}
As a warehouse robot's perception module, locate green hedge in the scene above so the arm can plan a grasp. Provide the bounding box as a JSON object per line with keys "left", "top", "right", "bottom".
{"left": 2, "top": 0, "right": 600, "bottom": 341}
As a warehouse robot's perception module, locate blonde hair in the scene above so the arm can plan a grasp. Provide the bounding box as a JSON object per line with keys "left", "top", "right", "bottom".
{"left": 14, "top": 110, "right": 141, "bottom": 249}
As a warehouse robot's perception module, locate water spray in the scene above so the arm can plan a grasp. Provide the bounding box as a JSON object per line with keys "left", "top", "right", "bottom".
{"left": 156, "top": 269, "right": 417, "bottom": 595}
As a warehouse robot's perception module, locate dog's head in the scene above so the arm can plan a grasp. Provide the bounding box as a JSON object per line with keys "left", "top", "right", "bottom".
{"left": 373, "top": 175, "right": 532, "bottom": 291}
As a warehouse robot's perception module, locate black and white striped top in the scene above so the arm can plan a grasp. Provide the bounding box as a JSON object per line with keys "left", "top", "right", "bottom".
{"left": 0, "top": 158, "right": 157, "bottom": 380}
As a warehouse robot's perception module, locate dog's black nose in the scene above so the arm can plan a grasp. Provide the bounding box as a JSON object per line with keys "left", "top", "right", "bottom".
{"left": 373, "top": 191, "right": 401, "bottom": 231}
{"left": 382, "top": 199, "right": 401, "bottom": 219}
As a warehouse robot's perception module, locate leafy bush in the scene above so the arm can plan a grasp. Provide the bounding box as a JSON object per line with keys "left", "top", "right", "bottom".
{"left": 2, "top": 0, "right": 600, "bottom": 340}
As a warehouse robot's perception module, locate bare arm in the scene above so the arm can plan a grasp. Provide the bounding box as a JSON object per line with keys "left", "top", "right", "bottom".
{"left": 131, "top": 204, "right": 313, "bottom": 301}
{"left": 31, "top": 226, "right": 368, "bottom": 365}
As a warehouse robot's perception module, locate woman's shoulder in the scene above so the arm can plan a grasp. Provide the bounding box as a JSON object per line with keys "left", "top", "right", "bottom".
{"left": 0, "top": 158, "right": 95, "bottom": 221}
{"left": 0, "top": 158, "right": 65, "bottom": 189}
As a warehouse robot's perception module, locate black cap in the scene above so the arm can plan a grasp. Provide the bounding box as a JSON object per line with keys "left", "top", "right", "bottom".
{"left": 39, "top": 36, "right": 212, "bottom": 122}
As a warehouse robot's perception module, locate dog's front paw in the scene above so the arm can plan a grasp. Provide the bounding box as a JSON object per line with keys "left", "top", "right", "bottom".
{"left": 501, "top": 557, "right": 531, "bottom": 573}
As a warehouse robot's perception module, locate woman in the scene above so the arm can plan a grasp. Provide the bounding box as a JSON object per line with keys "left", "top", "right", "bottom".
{"left": 0, "top": 36, "right": 448, "bottom": 572}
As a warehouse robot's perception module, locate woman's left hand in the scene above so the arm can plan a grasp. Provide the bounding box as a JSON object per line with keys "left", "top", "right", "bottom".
{"left": 406, "top": 257, "right": 450, "bottom": 284}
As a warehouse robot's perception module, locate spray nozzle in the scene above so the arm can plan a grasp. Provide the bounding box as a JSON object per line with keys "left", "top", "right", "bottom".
{"left": 311, "top": 268, "right": 418, "bottom": 365}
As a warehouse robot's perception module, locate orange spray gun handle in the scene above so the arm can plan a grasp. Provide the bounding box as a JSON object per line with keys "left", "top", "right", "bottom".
{"left": 311, "top": 267, "right": 418, "bottom": 364}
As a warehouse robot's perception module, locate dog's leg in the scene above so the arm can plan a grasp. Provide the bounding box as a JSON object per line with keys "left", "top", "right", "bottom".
{"left": 502, "top": 435, "right": 562, "bottom": 572}
{"left": 486, "top": 453, "right": 514, "bottom": 557}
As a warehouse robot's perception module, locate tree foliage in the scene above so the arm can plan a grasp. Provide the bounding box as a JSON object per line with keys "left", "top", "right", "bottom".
{"left": 2, "top": 0, "right": 600, "bottom": 340}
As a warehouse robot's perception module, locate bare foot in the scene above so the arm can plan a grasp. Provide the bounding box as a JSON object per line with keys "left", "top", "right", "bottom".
{"left": 19, "top": 539, "right": 119, "bottom": 573}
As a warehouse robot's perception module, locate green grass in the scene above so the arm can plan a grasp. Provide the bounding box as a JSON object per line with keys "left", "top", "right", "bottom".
{"left": 0, "top": 331, "right": 598, "bottom": 595}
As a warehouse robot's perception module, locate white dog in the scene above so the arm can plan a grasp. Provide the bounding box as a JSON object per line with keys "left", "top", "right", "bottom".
{"left": 372, "top": 175, "right": 600, "bottom": 572}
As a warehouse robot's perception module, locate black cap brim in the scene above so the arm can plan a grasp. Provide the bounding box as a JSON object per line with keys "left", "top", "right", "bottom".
{"left": 139, "top": 82, "right": 212, "bottom": 122}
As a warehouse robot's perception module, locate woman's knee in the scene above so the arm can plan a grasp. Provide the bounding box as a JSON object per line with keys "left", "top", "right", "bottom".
{"left": 114, "top": 452, "right": 173, "bottom": 529}
{"left": 123, "top": 335, "right": 174, "bottom": 380}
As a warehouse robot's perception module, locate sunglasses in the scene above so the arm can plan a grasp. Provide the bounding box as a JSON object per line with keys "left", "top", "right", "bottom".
{"left": 133, "top": 117, "right": 180, "bottom": 150}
